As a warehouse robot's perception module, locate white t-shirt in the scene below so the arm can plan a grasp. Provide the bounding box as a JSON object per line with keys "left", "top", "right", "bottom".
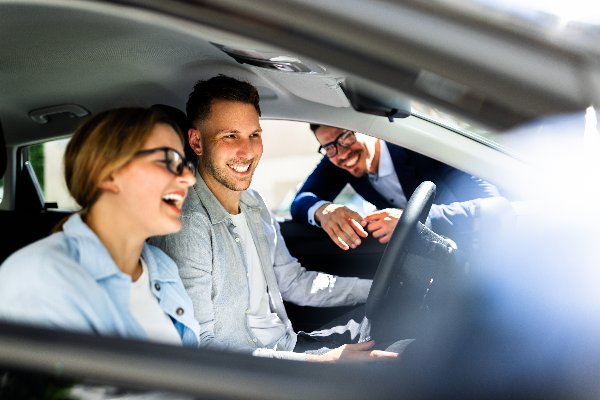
{"left": 230, "top": 212, "right": 287, "bottom": 347}
{"left": 129, "top": 258, "right": 182, "bottom": 345}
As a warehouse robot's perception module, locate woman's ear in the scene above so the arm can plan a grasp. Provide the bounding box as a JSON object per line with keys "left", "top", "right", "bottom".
{"left": 98, "top": 173, "right": 120, "bottom": 194}
{"left": 188, "top": 128, "right": 202, "bottom": 157}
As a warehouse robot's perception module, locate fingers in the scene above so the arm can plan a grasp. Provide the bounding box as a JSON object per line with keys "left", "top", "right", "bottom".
{"left": 345, "top": 341, "right": 375, "bottom": 350}
{"left": 349, "top": 218, "right": 368, "bottom": 238}
{"left": 324, "top": 223, "right": 359, "bottom": 250}
{"left": 366, "top": 218, "right": 383, "bottom": 231}
{"left": 326, "top": 220, "right": 364, "bottom": 250}
{"left": 338, "top": 341, "right": 399, "bottom": 362}
{"left": 365, "top": 208, "right": 403, "bottom": 221}
{"left": 318, "top": 204, "right": 405, "bottom": 249}
{"left": 367, "top": 224, "right": 392, "bottom": 243}
{"left": 319, "top": 205, "right": 367, "bottom": 250}
{"left": 377, "top": 234, "right": 392, "bottom": 244}
{"left": 368, "top": 350, "right": 400, "bottom": 360}
{"left": 366, "top": 219, "right": 387, "bottom": 239}
{"left": 364, "top": 210, "right": 388, "bottom": 222}
{"left": 328, "top": 231, "right": 351, "bottom": 251}
{"left": 365, "top": 210, "right": 400, "bottom": 244}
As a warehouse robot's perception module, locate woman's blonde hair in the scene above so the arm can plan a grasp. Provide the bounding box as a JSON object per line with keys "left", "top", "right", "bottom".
{"left": 64, "top": 107, "right": 183, "bottom": 212}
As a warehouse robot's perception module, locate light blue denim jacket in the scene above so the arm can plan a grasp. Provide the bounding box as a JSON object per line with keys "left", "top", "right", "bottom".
{"left": 150, "top": 173, "right": 371, "bottom": 361}
{"left": 0, "top": 213, "right": 200, "bottom": 346}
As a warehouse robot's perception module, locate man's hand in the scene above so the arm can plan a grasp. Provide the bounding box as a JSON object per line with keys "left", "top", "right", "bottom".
{"left": 305, "top": 341, "right": 399, "bottom": 363}
{"left": 364, "top": 208, "right": 403, "bottom": 244}
{"left": 315, "top": 203, "right": 368, "bottom": 250}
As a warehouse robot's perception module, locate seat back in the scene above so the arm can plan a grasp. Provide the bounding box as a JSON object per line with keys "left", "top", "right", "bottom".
{"left": 15, "top": 161, "right": 45, "bottom": 211}
{"left": 0, "top": 120, "right": 70, "bottom": 264}
{"left": 0, "top": 209, "right": 71, "bottom": 264}
{"left": 0, "top": 119, "right": 6, "bottom": 180}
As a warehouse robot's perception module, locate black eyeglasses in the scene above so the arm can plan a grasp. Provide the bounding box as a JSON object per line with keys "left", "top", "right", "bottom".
{"left": 134, "top": 147, "right": 195, "bottom": 176}
{"left": 317, "top": 130, "right": 357, "bottom": 158}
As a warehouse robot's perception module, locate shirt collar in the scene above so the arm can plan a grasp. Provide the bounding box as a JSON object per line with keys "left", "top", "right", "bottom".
{"left": 192, "top": 170, "right": 261, "bottom": 226}
{"left": 370, "top": 140, "right": 394, "bottom": 179}
{"left": 63, "top": 213, "right": 178, "bottom": 283}
{"left": 63, "top": 213, "right": 125, "bottom": 281}
{"left": 141, "top": 243, "right": 180, "bottom": 283}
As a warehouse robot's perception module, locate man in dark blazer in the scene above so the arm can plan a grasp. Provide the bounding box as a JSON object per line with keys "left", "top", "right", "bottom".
{"left": 290, "top": 124, "right": 501, "bottom": 251}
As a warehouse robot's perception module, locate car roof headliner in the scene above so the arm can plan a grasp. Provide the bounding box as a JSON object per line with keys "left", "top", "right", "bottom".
{"left": 0, "top": 2, "right": 344, "bottom": 145}
{"left": 2, "top": 1, "right": 401, "bottom": 149}
{"left": 1, "top": 0, "right": 598, "bottom": 147}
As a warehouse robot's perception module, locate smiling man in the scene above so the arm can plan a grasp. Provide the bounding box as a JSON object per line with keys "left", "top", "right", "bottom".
{"left": 150, "top": 75, "right": 400, "bottom": 362}
{"left": 290, "top": 124, "right": 501, "bottom": 251}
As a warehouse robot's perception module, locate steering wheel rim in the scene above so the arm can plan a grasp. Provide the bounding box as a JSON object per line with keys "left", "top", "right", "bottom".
{"left": 365, "top": 181, "right": 436, "bottom": 320}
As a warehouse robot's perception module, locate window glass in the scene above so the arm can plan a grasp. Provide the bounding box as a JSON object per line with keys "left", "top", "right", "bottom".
{"left": 24, "top": 121, "right": 376, "bottom": 217}
{"left": 28, "top": 142, "right": 45, "bottom": 189}
{"left": 27, "top": 139, "right": 79, "bottom": 210}
{"left": 411, "top": 101, "right": 494, "bottom": 144}
{"left": 252, "top": 120, "right": 374, "bottom": 219}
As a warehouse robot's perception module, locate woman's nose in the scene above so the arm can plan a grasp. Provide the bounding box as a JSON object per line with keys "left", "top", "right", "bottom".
{"left": 178, "top": 166, "right": 196, "bottom": 187}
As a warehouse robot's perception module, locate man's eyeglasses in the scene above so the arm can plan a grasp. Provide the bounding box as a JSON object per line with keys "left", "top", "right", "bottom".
{"left": 134, "top": 147, "right": 195, "bottom": 176}
{"left": 317, "top": 130, "right": 357, "bottom": 158}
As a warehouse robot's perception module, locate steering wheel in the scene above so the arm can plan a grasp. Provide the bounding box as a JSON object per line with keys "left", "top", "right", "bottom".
{"left": 364, "top": 181, "right": 436, "bottom": 327}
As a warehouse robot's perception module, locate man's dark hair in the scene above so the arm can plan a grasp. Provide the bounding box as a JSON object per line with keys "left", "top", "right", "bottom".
{"left": 309, "top": 123, "right": 320, "bottom": 134}
{"left": 186, "top": 74, "right": 261, "bottom": 128}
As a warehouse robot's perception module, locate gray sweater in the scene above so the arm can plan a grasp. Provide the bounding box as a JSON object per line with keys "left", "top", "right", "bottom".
{"left": 150, "top": 173, "right": 371, "bottom": 360}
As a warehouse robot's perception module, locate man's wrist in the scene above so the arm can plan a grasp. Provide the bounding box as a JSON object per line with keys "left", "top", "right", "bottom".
{"left": 307, "top": 200, "right": 329, "bottom": 227}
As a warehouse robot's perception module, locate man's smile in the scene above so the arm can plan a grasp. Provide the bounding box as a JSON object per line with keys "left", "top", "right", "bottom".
{"left": 227, "top": 161, "right": 252, "bottom": 173}
{"left": 339, "top": 150, "right": 360, "bottom": 170}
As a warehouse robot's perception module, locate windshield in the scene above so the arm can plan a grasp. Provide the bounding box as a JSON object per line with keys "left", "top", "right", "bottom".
{"left": 451, "top": 0, "right": 600, "bottom": 51}
{"left": 410, "top": 101, "right": 495, "bottom": 143}
{"left": 475, "top": 0, "right": 600, "bottom": 25}
{"left": 408, "top": 0, "right": 600, "bottom": 158}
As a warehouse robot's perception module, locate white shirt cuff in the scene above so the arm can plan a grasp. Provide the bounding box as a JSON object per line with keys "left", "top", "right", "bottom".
{"left": 307, "top": 200, "right": 329, "bottom": 227}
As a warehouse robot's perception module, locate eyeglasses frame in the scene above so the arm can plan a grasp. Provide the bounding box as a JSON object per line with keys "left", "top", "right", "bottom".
{"left": 317, "top": 130, "right": 357, "bottom": 158}
{"left": 134, "top": 147, "right": 195, "bottom": 176}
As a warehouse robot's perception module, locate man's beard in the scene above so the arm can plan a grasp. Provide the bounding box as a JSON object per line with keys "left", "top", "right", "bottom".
{"left": 203, "top": 153, "right": 254, "bottom": 192}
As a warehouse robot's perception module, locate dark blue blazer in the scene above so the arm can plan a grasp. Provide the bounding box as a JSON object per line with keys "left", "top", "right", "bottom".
{"left": 290, "top": 142, "right": 500, "bottom": 241}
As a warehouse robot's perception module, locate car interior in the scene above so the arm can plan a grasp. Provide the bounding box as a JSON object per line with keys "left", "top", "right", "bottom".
{"left": 1, "top": 1, "right": 599, "bottom": 399}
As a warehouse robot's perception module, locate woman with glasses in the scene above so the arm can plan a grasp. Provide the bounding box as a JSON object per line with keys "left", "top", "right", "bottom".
{"left": 0, "top": 107, "right": 199, "bottom": 346}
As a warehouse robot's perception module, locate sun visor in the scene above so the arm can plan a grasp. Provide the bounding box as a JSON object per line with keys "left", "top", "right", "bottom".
{"left": 341, "top": 77, "right": 411, "bottom": 121}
